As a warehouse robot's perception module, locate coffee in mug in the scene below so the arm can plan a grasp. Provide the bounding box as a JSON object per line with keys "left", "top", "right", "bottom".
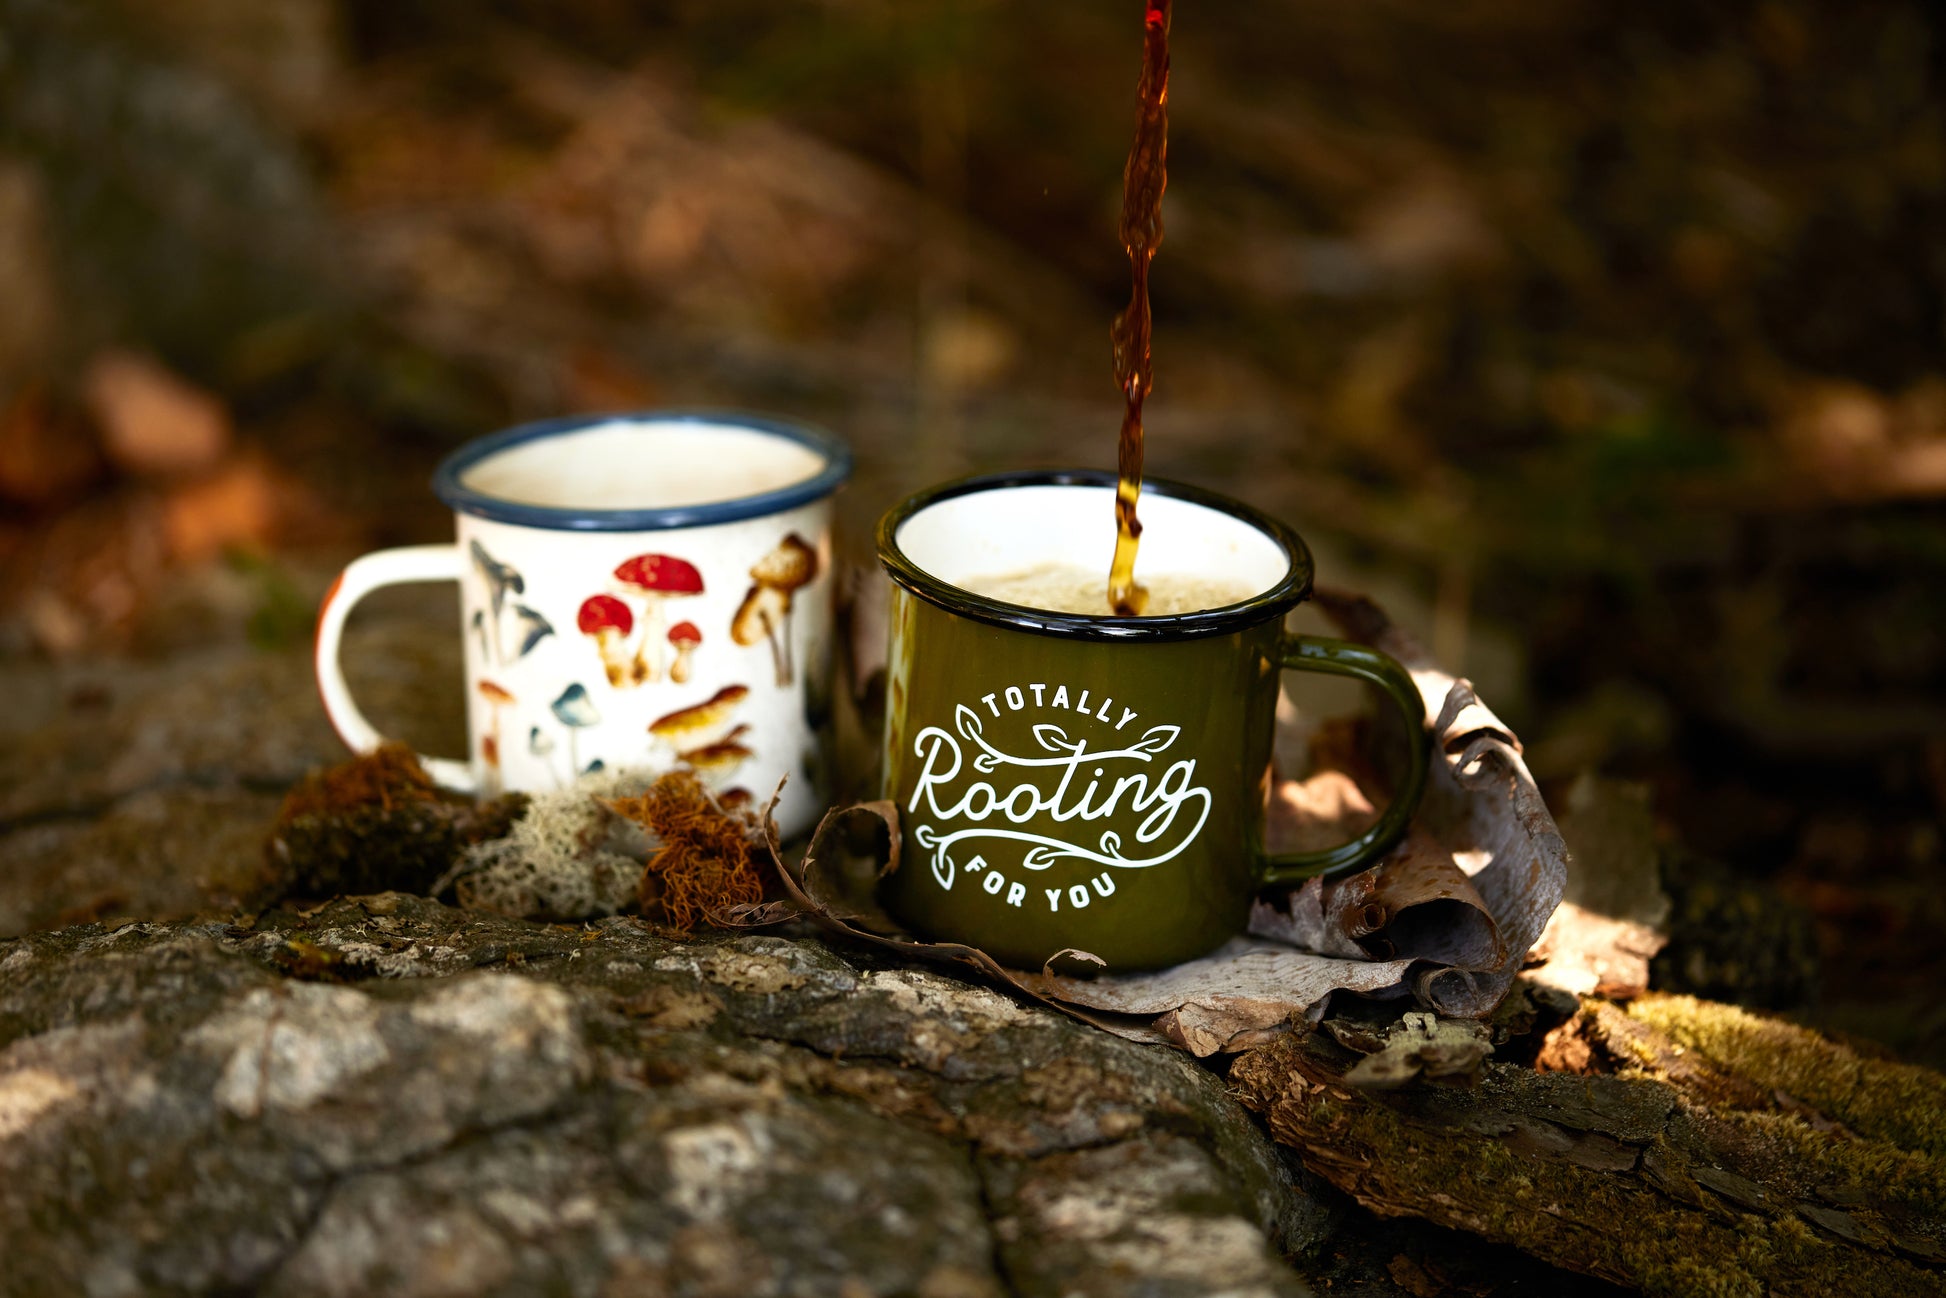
{"left": 961, "top": 563, "right": 1256, "bottom": 618}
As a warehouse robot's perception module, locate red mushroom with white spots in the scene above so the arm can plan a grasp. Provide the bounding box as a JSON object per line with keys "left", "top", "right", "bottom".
{"left": 613, "top": 553, "right": 704, "bottom": 684}
{"left": 667, "top": 621, "right": 702, "bottom": 683}
{"left": 577, "top": 594, "right": 634, "bottom": 687}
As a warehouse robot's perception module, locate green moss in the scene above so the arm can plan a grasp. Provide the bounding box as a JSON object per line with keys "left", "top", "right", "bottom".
{"left": 1234, "top": 1039, "right": 1946, "bottom": 1297}
{"left": 1679, "top": 1105, "right": 1946, "bottom": 1219}
{"left": 260, "top": 745, "right": 527, "bottom": 906}
{"left": 1630, "top": 994, "right": 1946, "bottom": 1158}
{"left": 1314, "top": 1084, "right": 1726, "bottom": 1293}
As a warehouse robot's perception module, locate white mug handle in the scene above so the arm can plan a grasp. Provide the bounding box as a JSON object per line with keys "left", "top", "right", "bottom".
{"left": 314, "top": 544, "right": 475, "bottom": 793}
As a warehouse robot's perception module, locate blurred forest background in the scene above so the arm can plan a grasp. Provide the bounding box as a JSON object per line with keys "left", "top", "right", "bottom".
{"left": 0, "top": 2, "right": 1942, "bottom": 1057}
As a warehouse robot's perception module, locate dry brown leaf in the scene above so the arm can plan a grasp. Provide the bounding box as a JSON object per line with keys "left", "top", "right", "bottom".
{"left": 83, "top": 350, "right": 232, "bottom": 479}
{"left": 0, "top": 385, "right": 101, "bottom": 508}
{"left": 160, "top": 452, "right": 283, "bottom": 565}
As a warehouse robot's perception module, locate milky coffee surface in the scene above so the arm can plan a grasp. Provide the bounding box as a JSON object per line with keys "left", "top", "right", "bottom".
{"left": 960, "top": 562, "right": 1256, "bottom": 616}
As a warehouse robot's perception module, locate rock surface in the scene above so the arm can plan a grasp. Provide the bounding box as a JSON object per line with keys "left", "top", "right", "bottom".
{"left": 0, "top": 601, "right": 1627, "bottom": 1297}
{"left": 0, "top": 595, "right": 1628, "bottom": 1297}
{"left": 0, "top": 895, "right": 1329, "bottom": 1298}
{"left": 0, "top": 590, "right": 462, "bottom": 936}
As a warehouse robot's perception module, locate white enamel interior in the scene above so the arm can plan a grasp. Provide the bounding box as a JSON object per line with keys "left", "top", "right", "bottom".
{"left": 460, "top": 420, "right": 828, "bottom": 511}
{"left": 895, "top": 483, "right": 1291, "bottom": 611}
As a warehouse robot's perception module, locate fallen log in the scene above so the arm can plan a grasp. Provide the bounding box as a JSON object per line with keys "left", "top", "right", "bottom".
{"left": 1228, "top": 992, "right": 1946, "bottom": 1297}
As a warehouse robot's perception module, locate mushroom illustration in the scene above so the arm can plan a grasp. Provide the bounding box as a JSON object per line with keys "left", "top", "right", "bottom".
{"left": 732, "top": 533, "right": 819, "bottom": 686}
{"left": 477, "top": 679, "right": 515, "bottom": 789}
{"left": 549, "top": 683, "right": 601, "bottom": 778}
{"left": 679, "top": 724, "right": 754, "bottom": 787}
{"left": 528, "top": 725, "right": 560, "bottom": 786}
{"left": 513, "top": 605, "right": 555, "bottom": 658}
{"left": 469, "top": 540, "right": 524, "bottom": 666}
{"left": 730, "top": 586, "right": 787, "bottom": 682}
{"left": 577, "top": 594, "right": 634, "bottom": 687}
{"left": 667, "top": 621, "right": 702, "bottom": 683}
{"left": 647, "top": 684, "right": 749, "bottom": 751}
{"left": 613, "top": 553, "right": 703, "bottom": 683}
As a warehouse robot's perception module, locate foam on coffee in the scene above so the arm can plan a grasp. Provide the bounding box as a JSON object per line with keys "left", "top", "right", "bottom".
{"left": 961, "top": 561, "right": 1256, "bottom": 617}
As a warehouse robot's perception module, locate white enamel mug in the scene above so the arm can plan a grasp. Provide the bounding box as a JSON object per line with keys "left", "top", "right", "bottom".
{"left": 315, "top": 410, "right": 852, "bottom": 837}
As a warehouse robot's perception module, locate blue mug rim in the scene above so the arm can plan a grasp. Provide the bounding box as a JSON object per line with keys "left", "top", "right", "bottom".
{"left": 431, "top": 408, "right": 853, "bottom": 532}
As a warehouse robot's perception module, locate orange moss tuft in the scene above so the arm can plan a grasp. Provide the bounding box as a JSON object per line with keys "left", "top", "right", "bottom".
{"left": 606, "top": 771, "right": 767, "bottom": 931}
{"left": 278, "top": 743, "right": 445, "bottom": 821}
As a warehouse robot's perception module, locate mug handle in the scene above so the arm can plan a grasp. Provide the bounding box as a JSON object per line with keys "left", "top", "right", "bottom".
{"left": 314, "top": 544, "right": 475, "bottom": 793}
{"left": 1256, "top": 634, "right": 1430, "bottom": 886}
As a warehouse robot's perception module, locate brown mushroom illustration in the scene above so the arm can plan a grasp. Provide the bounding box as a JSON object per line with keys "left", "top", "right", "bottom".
{"left": 667, "top": 621, "right": 702, "bottom": 683}
{"left": 577, "top": 594, "right": 634, "bottom": 687}
{"left": 613, "top": 553, "right": 704, "bottom": 684}
{"left": 647, "top": 684, "right": 749, "bottom": 750}
{"left": 732, "top": 533, "right": 819, "bottom": 686}
{"left": 679, "top": 724, "right": 754, "bottom": 785}
{"left": 730, "top": 585, "right": 787, "bottom": 680}
{"left": 477, "top": 679, "right": 515, "bottom": 789}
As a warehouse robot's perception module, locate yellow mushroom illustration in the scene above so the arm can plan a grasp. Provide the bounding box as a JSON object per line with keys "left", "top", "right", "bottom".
{"left": 647, "top": 684, "right": 750, "bottom": 750}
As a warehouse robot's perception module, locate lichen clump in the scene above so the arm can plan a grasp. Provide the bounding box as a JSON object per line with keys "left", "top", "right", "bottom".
{"left": 451, "top": 768, "right": 660, "bottom": 920}
{"left": 606, "top": 771, "right": 768, "bottom": 930}
{"left": 272, "top": 752, "right": 771, "bottom": 932}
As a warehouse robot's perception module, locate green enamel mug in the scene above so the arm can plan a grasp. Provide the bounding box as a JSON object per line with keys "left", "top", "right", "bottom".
{"left": 876, "top": 470, "right": 1430, "bottom": 971}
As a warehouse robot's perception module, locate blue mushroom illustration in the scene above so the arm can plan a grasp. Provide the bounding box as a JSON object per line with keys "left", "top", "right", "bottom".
{"left": 550, "top": 683, "right": 602, "bottom": 779}
{"left": 528, "top": 724, "right": 560, "bottom": 786}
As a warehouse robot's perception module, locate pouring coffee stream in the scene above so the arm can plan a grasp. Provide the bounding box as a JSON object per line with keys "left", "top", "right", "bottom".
{"left": 1107, "top": 0, "right": 1172, "bottom": 617}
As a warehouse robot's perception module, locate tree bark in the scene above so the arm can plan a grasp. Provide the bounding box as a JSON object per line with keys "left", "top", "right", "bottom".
{"left": 1228, "top": 992, "right": 1946, "bottom": 1297}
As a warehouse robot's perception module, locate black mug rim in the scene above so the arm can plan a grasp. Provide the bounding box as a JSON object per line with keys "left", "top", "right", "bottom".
{"left": 876, "top": 469, "right": 1314, "bottom": 642}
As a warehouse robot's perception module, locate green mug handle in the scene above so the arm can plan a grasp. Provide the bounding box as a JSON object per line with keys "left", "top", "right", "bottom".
{"left": 1257, "top": 633, "right": 1431, "bottom": 886}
